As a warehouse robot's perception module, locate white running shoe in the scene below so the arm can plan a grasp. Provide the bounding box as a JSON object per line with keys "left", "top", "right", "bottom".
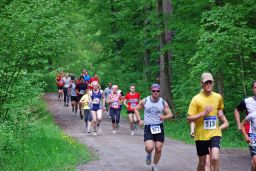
{"left": 131, "top": 131, "right": 134, "bottom": 136}
{"left": 112, "top": 130, "right": 116, "bottom": 134}
{"left": 92, "top": 132, "right": 97, "bottom": 136}
{"left": 152, "top": 166, "right": 159, "bottom": 171}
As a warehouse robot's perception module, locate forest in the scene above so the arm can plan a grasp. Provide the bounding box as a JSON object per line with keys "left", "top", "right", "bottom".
{"left": 0, "top": 0, "right": 255, "bottom": 170}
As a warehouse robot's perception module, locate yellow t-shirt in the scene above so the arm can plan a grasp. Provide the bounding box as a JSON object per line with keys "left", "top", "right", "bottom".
{"left": 80, "top": 94, "right": 90, "bottom": 110}
{"left": 188, "top": 90, "right": 224, "bottom": 141}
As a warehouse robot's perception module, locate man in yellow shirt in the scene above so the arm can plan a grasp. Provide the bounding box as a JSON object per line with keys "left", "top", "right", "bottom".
{"left": 187, "top": 72, "right": 229, "bottom": 171}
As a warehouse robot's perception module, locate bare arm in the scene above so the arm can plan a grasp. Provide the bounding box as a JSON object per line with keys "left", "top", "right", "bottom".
{"left": 241, "top": 119, "right": 251, "bottom": 144}
{"left": 134, "top": 100, "right": 145, "bottom": 126}
{"left": 234, "top": 108, "right": 241, "bottom": 131}
{"left": 123, "top": 99, "right": 128, "bottom": 108}
{"left": 190, "top": 122, "right": 195, "bottom": 138}
{"left": 160, "top": 102, "right": 173, "bottom": 121}
{"left": 218, "top": 110, "right": 229, "bottom": 130}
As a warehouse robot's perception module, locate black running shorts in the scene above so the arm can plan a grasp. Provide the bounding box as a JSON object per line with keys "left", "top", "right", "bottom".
{"left": 195, "top": 136, "right": 221, "bottom": 156}
{"left": 144, "top": 123, "right": 164, "bottom": 142}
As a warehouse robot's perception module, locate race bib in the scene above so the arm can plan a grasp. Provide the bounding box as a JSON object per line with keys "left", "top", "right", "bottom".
{"left": 130, "top": 102, "right": 137, "bottom": 108}
{"left": 80, "top": 90, "right": 85, "bottom": 94}
{"left": 150, "top": 125, "right": 161, "bottom": 134}
{"left": 112, "top": 102, "right": 119, "bottom": 109}
{"left": 204, "top": 116, "right": 217, "bottom": 130}
{"left": 92, "top": 98, "right": 100, "bottom": 104}
{"left": 250, "top": 133, "right": 256, "bottom": 146}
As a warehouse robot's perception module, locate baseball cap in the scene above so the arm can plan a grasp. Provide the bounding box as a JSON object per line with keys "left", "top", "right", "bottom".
{"left": 201, "top": 72, "right": 214, "bottom": 83}
{"left": 151, "top": 83, "right": 160, "bottom": 90}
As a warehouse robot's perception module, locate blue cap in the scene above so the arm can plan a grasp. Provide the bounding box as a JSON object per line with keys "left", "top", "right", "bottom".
{"left": 151, "top": 84, "right": 160, "bottom": 90}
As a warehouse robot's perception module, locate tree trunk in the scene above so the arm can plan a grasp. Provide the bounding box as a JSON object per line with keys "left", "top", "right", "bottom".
{"left": 217, "top": 72, "right": 224, "bottom": 97}
{"left": 158, "top": 0, "right": 175, "bottom": 112}
{"left": 143, "top": 4, "right": 153, "bottom": 89}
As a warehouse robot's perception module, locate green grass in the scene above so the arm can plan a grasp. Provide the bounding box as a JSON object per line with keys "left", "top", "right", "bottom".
{"left": 2, "top": 116, "right": 92, "bottom": 171}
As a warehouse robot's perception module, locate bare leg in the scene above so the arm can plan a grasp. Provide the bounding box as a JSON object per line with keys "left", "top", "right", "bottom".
{"left": 153, "top": 141, "right": 163, "bottom": 165}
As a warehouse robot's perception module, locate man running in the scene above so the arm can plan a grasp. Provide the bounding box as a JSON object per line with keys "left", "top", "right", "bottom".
{"left": 107, "top": 85, "right": 123, "bottom": 134}
{"left": 76, "top": 76, "right": 87, "bottom": 119}
{"left": 70, "top": 77, "right": 78, "bottom": 113}
{"left": 88, "top": 81, "right": 105, "bottom": 136}
{"left": 235, "top": 80, "right": 256, "bottom": 170}
{"left": 104, "top": 82, "right": 112, "bottom": 117}
{"left": 134, "top": 83, "right": 173, "bottom": 171}
{"left": 80, "top": 89, "right": 92, "bottom": 133}
{"left": 62, "top": 73, "right": 71, "bottom": 107}
{"left": 187, "top": 72, "right": 229, "bottom": 171}
{"left": 56, "top": 72, "right": 64, "bottom": 100}
{"left": 124, "top": 84, "right": 141, "bottom": 135}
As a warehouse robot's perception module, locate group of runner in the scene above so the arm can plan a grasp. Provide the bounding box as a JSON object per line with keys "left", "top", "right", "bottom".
{"left": 55, "top": 70, "right": 141, "bottom": 137}
{"left": 56, "top": 70, "right": 256, "bottom": 171}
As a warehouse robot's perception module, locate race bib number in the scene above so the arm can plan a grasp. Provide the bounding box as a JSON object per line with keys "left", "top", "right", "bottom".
{"left": 150, "top": 125, "right": 161, "bottom": 134}
{"left": 92, "top": 98, "right": 100, "bottom": 104}
{"left": 204, "top": 116, "right": 217, "bottom": 130}
{"left": 112, "top": 102, "right": 119, "bottom": 109}
{"left": 130, "top": 102, "right": 137, "bottom": 108}
{"left": 80, "top": 90, "right": 85, "bottom": 94}
{"left": 250, "top": 134, "right": 256, "bottom": 146}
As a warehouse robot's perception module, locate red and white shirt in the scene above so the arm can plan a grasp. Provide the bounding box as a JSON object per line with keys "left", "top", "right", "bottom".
{"left": 125, "top": 92, "right": 140, "bottom": 111}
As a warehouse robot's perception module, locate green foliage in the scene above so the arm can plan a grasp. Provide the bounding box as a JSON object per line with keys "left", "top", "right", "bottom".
{"left": 0, "top": 1, "right": 92, "bottom": 170}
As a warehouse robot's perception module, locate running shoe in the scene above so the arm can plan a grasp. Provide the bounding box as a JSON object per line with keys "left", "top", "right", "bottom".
{"left": 92, "top": 132, "right": 97, "bottom": 136}
{"left": 116, "top": 123, "right": 119, "bottom": 129}
{"left": 146, "top": 153, "right": 152, "bottom": 165}
{"left": 112, "top": 130, "right": 116, "bottom": 134}
{"left": 152, "top": 166, "right": 159, "bottom": 171}
{"left": 131, "top": 131, "right": 134, "bottom": 136}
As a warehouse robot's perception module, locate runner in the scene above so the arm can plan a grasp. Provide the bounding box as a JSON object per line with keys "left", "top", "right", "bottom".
{"left": 107, "top": 85, "right": 123, "bottom": 134}
{"left": 70, "top": 77, "right": 78, "bottom": 113}
{"left": 56, "top": 72, "right": 64, "bottom": 100}
{"left": 80, "top": 89, "right": 92, "bottom": 133}
{"left": 76, "top": 76, "right": 87, "bottom": 119}
{"left": 83, "top": 70, "right": 91, "bottom": 84}
{"left": 104, "top": 82, "right": 112, "bottom": 117}
{"left": 124, "top": 84, "right": 141, "bottom": 136}
{"left": 88, "top": 73, "right": 100, "bottom": 90}
{"left": 235, "top": 80, "right": 256, "bottom": 170}
{"left": 187, "top": 72, "right": 229, "bottom": 171}
{"left": 62, "top": 73, "right": 71, "bottom": 107}
{"left": 88, "top": 81, "right": 105, "bottom": 136}
{"left": 134, "top": 83, "right": 173, "bottom": 171}
{"left": 89, "top": 73, "right": 99, "bottom": 84}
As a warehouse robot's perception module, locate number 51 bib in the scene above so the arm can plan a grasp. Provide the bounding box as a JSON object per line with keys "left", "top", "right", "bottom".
{"left": 204, "top": 116, "right": 217, "bottom": 130}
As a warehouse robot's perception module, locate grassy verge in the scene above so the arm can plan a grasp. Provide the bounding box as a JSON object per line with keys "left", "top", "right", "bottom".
{"left": 2, "top": 112, "right": 91, "bottom": 171}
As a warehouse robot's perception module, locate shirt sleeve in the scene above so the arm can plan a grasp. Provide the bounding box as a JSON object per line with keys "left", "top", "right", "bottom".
{"left": 188, "top": 97, "right": 197, "bottom": 116}
{"left": 218, "top": 95, "right": 224, "bottom": 110}
{"left": 236, "top": 99, "right": 246, "bottom": 112}
{"left": 246, "top": 113, "right": 253, "bottom": 122}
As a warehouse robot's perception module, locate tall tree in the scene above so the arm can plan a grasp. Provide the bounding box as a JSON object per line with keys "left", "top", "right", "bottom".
{"left": 158, "top": 0, "right": 175, "bottom": 111}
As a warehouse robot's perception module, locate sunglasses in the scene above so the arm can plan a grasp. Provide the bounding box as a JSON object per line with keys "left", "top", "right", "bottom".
{"left": 152, "top": 90, "right": 160, "bottom": 93}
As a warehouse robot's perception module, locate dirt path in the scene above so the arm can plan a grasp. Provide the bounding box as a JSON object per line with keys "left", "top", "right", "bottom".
{"left": 45, "top": 93, "right": 250, "bottom": 171}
